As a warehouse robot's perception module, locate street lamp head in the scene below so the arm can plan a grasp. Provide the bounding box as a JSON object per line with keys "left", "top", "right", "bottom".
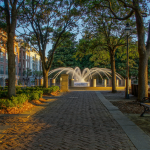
{"left": 125, "top": 23, "right": 131, "bottom": 35}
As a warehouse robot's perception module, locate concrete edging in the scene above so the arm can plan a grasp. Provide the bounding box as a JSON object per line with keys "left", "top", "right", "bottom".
{"left": 95, "top": 91, "right": 150, "bottom": 150}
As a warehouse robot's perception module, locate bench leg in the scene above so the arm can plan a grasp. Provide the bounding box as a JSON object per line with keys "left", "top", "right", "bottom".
{"left": 140, "top": 107, "right": 149, "bottom": 117}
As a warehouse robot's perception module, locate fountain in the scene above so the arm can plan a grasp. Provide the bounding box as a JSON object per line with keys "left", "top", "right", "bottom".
{"left": 48, "top": 67, "right": 123, "bottom": 87}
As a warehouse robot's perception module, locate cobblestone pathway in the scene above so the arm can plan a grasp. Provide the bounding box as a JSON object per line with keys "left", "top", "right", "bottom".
{"left": 0, "top": 91, "right": 136, "bottom": 150}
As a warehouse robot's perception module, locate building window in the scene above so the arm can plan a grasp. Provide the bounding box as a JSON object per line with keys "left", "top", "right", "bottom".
{"left": 0, "top": 52, "right": 4, "bottom": 62}
{"left": 0, "top": 65, "right": 4, "bottom": 74}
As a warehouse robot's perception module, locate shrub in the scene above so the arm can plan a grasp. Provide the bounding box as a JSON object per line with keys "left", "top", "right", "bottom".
{"left": 17, "top": 94, "right": 28, "bottom": 104}
{"left": 51, "top": 86, "right": 59, "bottom": 92}
{"left": 0, "top": 87, "right": 4, "bottom": 91}
{"left": 0, "top": 93, "right": 29, "bottom": 108}
{"left": 0, "top": 91, "right": 8, "bottom": 97}
{"left": 0, "top": 99, "right": 7, "bottom": 108}
{"left": 16, "top": 89, "right": 23, "bottom": 94}
{"left": 42, "top": 86, "right": 59, "bottom": 95}
{"left": 0, "top": 99, "right": 15, "bottom": 108}
{"left": 43, "top": 88, "right": 52, "bottom": 95}
{"left": 29, "top": 93, "right": 39, "bottom": 101}
{"left": 16, "top": 86, "right": 22, "bottom": 91}
{"left": 6, "top": 100, "right": 15, "bottom": 107}
{"left": 10, "top": 94, "right": 28, "bottom": 106}
{"left": 10, "top": 96, "right": 18, "bottom": 107}
{"left": 4, "top": 86, "right": 8, "bottom": 90}
{"left": 37, "top": 90, "right": 43, "bottom": 98}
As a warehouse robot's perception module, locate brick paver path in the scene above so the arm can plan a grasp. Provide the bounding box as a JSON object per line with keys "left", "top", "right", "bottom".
{"left": 0, "top": 91, "right": 136, "bottom": 150}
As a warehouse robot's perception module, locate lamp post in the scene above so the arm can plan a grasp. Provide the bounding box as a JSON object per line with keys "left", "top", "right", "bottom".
{"left": 125, "top": 23, "right": 131, "bottom": 99}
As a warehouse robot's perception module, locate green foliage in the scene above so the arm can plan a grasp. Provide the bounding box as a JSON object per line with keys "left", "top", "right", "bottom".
{"left": 11, "top": 94, "right": 28, "bottom": 105}
{"left": 43, "top": 86, "right": 59, "bottom": 95}
{"left": 115, "top": 41, "right": 139, "bottom": 78}
{"left": 1, "top": 91, "right": 8, "bottom": 97}
{"left": 43, "top": 88, "right": 52, "bottom": 95}
{"left": 32, "top": 71, "right": 43, "bottom": 78}
{"left": 23, "top": 68, "right": 32, "bottom": 76}
{"left": 0, "top": 94, "right": 28, "bottom": 108}
{"left": 51, "top": 86, "right": 59, "bottom": 92}
{"left": 49, "top": 32, "right": 78, "bottom": 69}
{"left": 29, "top": 93, "right": 39, "bottom": 101}
{"left": 37, "top": 90, "right": 43, "bottom": 98}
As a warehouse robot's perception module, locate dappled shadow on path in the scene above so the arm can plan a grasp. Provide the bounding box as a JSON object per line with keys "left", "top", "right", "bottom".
{"left": 0, "top": 91, "right": 136, "bottom": 150}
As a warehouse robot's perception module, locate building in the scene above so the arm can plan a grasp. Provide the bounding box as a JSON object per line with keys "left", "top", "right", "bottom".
{"left": 0, "top": 29, "right": 43, "bottom": 86}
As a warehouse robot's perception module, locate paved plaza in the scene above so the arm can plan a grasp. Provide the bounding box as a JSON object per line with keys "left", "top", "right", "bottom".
{"left": 0, "top": 91, "right": 150, "bottom": 150}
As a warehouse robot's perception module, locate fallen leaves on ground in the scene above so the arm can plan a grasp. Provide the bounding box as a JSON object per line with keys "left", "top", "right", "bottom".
{"left": 0, "top": 101, "right": 35, "bottom": 114}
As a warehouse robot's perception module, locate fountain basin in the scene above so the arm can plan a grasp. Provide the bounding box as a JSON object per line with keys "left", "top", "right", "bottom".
{"left": 74, "top": 82, "right": 89, "bottom": 87}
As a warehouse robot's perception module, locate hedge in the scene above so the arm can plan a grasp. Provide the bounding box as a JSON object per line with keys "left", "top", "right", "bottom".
{"left": 0, "top": 86, "right": 59, "bottom": 98}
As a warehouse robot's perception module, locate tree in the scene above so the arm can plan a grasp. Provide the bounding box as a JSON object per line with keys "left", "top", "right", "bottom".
{"left": 0, "top": 0, "right": 23, "bottom": 98}
{"left": 75, "top": 37, "right": 110, "bottom": 70}
{"left": 76, "top": 18, "right": 128, "bottom": 92}
{"left": 115, "top": 41, "right": 139, "bottom": 78}
{"left": 19, "top": 0, "right": 81, "bottom": 88}
{"left": 49, "top": 32, "right": 78, "bottom": 69}
{"left": 94, "top": 0, "right": 150, "bottom": 100}
{"left": 32, "top": 70, "right": 43, "bottom": 80}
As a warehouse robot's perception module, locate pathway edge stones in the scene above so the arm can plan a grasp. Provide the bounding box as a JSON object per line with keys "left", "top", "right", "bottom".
{"left": 95, "top": 91, "right": 150, "bottom": 150}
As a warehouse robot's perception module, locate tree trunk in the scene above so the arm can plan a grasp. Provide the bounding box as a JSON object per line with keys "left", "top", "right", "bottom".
{"left": 133, "top": 2, "right": 149, "bottom": 101}
{"left": 110, "top": 50, "right": 117, "bottom": 93}
{"left": 138, "top": 54, "right": 148, "bottom": 101}
{"left": 43, "top": 69, "right": 49, "bottom": 88}
{"left": 7, "top": 33, "right": 16, "bottom": 99}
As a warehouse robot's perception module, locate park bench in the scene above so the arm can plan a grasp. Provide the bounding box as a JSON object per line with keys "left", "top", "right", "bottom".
{"left": 140, "top": 97, "right": 150, "bottom": 117}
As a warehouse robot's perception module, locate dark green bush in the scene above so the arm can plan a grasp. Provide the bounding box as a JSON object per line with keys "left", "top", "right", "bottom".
{"left": 17, "top": 94, "right": 28, "bottom": 104}
{"left": 29, "top": 93, "right": 39, "bottom": 101}
{"left": 16, "top": 86, "right": 22, "bottom": 91}
{"left": 16, "top": 89, "right": 23, "bottom": 94}
{"left": 43, "top": 88, "right": 52, "bottom": 95}
{"left": 37, "top": 90, "right": 43, "bottom": 98}
{"left": 0, "top": 91, "right": 8, "bottom": 97}
{"left": 0, "top": 87, "right": 4, "bottom": 91}
{"left": 0, "top": 99, "right": 15, "bottom": 108}
{"left": 0, "top": 93, "right": 28, "bottom": 108}
{"left": 4, "top": 86, "right": 8, "bottom": 90}
{"left": 10, "top": 94, "right": 28, "bottom": 106}
{"left": 51, "top": 86, "right": 59, "bottom": 92}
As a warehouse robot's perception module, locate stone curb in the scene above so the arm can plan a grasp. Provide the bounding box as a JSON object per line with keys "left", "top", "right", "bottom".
{"left": 95, "top": 91, "right": 150, "bottom": 150}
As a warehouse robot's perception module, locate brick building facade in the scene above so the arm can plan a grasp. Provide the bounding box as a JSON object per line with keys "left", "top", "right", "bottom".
{"left": 0, "top": 29, "right": 42, "bottom": 86}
